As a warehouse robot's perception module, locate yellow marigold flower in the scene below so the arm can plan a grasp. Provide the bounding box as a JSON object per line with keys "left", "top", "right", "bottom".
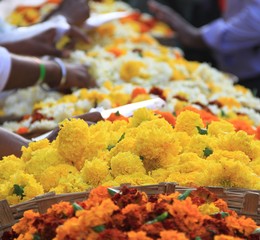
{"left": 225, "top": 215, "right": 257, "bottom": 236}
{"left": 149, "top": 169, "right": 170, "bottom": 183}
{"left": 166, "top": 172, "right": 203, "bottom": 187}
{"left": 132, "top": 94, "right": 151, "bottom": 103}
{"left": 0, "top": 155, "right": 25, "bottom": 180}
{"left": 159, "top": 230, "right": 189, "bottom": 240}
{"left": 173, "top": 132, "right": 191, "bottom": 153}
{"left": 175, "top": 110, "right": 204, "bottom": 135}
{"left": 110, "top": 152, "right": 146, "bottom": 177}
{"left": 50, "top": 173, "right": 90, "bottom": 194}
{"left": 207, "top": 120, "right": 235, "bottom": 137}
{"left": 128, "top": 231, "right": 153, "bottom": 240}
{"left": 109, "top": 92, "right": 131, "bottom": 106}
{"left": 39, "top": 164, "right": 78, "bottom": 192}
{"left": 217, "top": 131, "right": 257, "bottom": 160}
{"left": 217, "top": 97, "right": 241, "bottom": 109}
{"left": 129, "top": 108, "right": 158, "bottom": 128}
{"left": 173, "top": 153, "right": 208, "bottom": 173}
{"left": 21, "top": 139, "right": 50, "bottom": 162}
{"left": 6, "top": 172, "right": 44, "bottom": 204}
{"left": 25, "top": 147, "right": 64, "bottom": 181}
{"left": 207, "top": 150, "right": 251, "bottom": 165}
{"left": 109, "top": 137, "right": 136, "bottom": 158}
{"left": 102, "top": 180, "right": 119, "bottom": 187}
{"left": 248, "top": 158, "right": 260, "bottom": 176}
{"left": 198, "top": 203, "right": 220, "bottom": 215}
{"left": 56, "top": 118, "right": 90, "bottom": 170}
{"left": 114, "top": 173, "right": 156, "bottom": 185}
{"left": 120, "top": 60, "right": 146, "bottom": 82}
{"left": 134, "top": 119, "right": 181, "bottom": 171}
{"left": 218, "top": 159, "right": 259, "bottom": 189}
{"left": 81, "top": 158, "right": 110, "bottom": 187}
{"left": 185, "top": 135, "right": 217, "bottom": 158}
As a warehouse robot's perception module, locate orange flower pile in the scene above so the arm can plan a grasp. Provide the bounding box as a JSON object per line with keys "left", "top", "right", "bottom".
{"left": 3, "top": 186, "right": 259, "bottom": 240}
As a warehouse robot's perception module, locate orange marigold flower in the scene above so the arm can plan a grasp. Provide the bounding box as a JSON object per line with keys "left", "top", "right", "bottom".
{"left": 167, "top": 198, "right": 206, "bottom": 237}
{"left": 181, "top": 106, "right": 219, "bottom": 126}
{"left": 214, "top": 234, "right": 244, "bottom": 240}
{"left": 46, "top": 202, "right": 74, "bottom": 218}
{"left": 225, "top": 215, "right": 257, "bottom": 236}
{"left": 159, "top": 230, "right": 189, "bottom": 240}
{"left": 131, "top": 87, "right": 147, "bottom": 99}
{"left": 229, "top": 119, "right": 256, "bottom": 136}
{"left": 12, "top": 210, "right": 39, "bottom": 236}
{"left": 107, "top": 112, "right": 129, "bottom": 122}
{"left": 128, "top": 231, "right": 153, "bottom": 240}
{"left": 154, "top": 110, "right": 176, "bottom": 126}
{"left": 84, "top": 186, "right": 110, "bottom": 208}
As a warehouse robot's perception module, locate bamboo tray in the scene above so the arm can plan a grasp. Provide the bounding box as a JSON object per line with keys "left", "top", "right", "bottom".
{"left": 1, "top": 183, "right": 259, "bottom": 237}
{"left": 0, "top": 182, "right": 176, "bottom": 236}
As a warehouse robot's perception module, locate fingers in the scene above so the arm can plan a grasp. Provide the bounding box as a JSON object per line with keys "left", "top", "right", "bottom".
{"left": 67, "top": 26, "right": 89, "bottom": 43}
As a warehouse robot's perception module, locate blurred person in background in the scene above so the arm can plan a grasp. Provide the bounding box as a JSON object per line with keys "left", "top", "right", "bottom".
{"left": 148, "top": 0, "right": 260, "bottom": 96}
{"left": 125, "top": 0, "right": 221, "bottom": 66}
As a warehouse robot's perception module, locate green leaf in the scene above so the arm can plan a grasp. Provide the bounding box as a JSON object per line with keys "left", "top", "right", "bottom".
{"left": 140, "top": 156, "right": 144, "bottom": 161}
{"left": 115, "top": 111, "right": 121, "bottom": 116}
{"left": 252, "top": 88, "right": 258, "bottom": 97}
{"left": 108, "top": 188, "right": 120, "bottom": 196}
{"left": 13, "top": 184, "right": 26, "bottom": 200}
{"left": 146, "top": 212, "right": 168, "bottom": 224}
{"left": 172, "top": 112, "right": 177, "bottom": 117}
{"left": 107, "top": 144, "right": 115, "bottom": 151}
{"left": 178, "top": 190, "right": 192, "bottom": 200}
{"left": 252, "top": 228, "right": 260, "bottom": 234}
{"left": 220, "top": 109, "right": 226, "bottom": 117}
{"left": 195, "top": 237, "right": 202, "bottom": 240}
{"left": 72, "top": 202, "right": 83, "bottom": 212}
{"left": 33, "top": 234, "right": 41, "bottom": 240}
{"left": 203, "top": 147, "right": 213, "bottom": 157}
{"left": 93, "top": 225, "right": 105, "bottom": 233}
{"left": 118, "top": 133, "right": 125, "bottom": 143}
{"left": 196, "top": 126, "right": 208, "bottom": 135}
{"left": 220, "top": 212, "right": 229, "bottom": 218}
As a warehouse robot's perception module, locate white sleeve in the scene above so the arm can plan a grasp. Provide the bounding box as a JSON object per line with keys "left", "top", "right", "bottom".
{"left": 0, "top": 47, "right": 12, "bottom": 91}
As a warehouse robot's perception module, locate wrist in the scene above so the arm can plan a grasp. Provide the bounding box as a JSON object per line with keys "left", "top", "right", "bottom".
{"left": 44, "top": 61, "right": 62, "bottom": 88}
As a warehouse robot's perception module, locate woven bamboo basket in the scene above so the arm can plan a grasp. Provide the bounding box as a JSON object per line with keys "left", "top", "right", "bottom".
{"left": 0, "top": 182, "right": 176, "bottom": 236}
{"left": 1, "top": 183, "right": 259, "bottom": 237}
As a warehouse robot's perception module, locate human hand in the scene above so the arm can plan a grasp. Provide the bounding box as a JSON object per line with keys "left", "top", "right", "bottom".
{"left": 59, "top": 63, "right": 97, "bottom": 90}
{"left": 44, "top": 0, "right": 90, "bottom": 26}
{"left": 3, "top": 25, "right": 89, "bottom": 58}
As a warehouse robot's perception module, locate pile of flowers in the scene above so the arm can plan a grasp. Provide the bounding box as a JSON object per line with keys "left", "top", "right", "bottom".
{"left": 1, "top": 108, "right": 260, "bottom": 205}
{"left": 2, "top": 1, "right": 260, "bottom": 135}
{"left": 2, "top": 186, "right": 260, "bottom": 240}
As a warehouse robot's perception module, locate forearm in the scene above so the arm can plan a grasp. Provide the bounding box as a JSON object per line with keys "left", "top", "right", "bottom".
{"left": 0, "top": 128, "right": 30, "bottom": 158}
{"left": 4, "top": 54, "right": 61, "bottom": 90}
{"left": 168, "top": 13, "right": 207, "bottom": 49}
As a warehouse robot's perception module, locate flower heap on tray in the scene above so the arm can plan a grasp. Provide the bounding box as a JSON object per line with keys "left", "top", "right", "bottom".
{"left": 1, "top": 108, "right": 260, "bottom": 205}
{"left": 2, "top": 1, "right": 260, "bottom": 136}
{"left": 2, "top": 186, "right": 260, "bottom": 240}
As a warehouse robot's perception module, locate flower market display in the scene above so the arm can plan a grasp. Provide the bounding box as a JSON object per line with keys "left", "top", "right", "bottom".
{"left": 2, "top": 186, "right": 260, "bottom": 240}
{"left": 1, "top": 1, "right": 260, "bottom": 238}
{"left": 1, "top": 108, "right": 260, "bottom": 205}
{"left": 2, "top": 0, "right": 260, "bottom": 137}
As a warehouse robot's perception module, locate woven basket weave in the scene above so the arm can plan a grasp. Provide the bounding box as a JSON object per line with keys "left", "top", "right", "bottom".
{"left": 1, "top": 183, "right": 259, "bottom": 237}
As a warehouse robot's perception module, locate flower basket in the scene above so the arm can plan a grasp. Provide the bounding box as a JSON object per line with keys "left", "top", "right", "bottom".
{"left": 1, "top": 183, "right": 259, "bottom": 237}
{"left": 0, "top": 182, "right": 176, "bottom": 236}
{"left": 175, "top": 186, "right": 260, "bottom": 224}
